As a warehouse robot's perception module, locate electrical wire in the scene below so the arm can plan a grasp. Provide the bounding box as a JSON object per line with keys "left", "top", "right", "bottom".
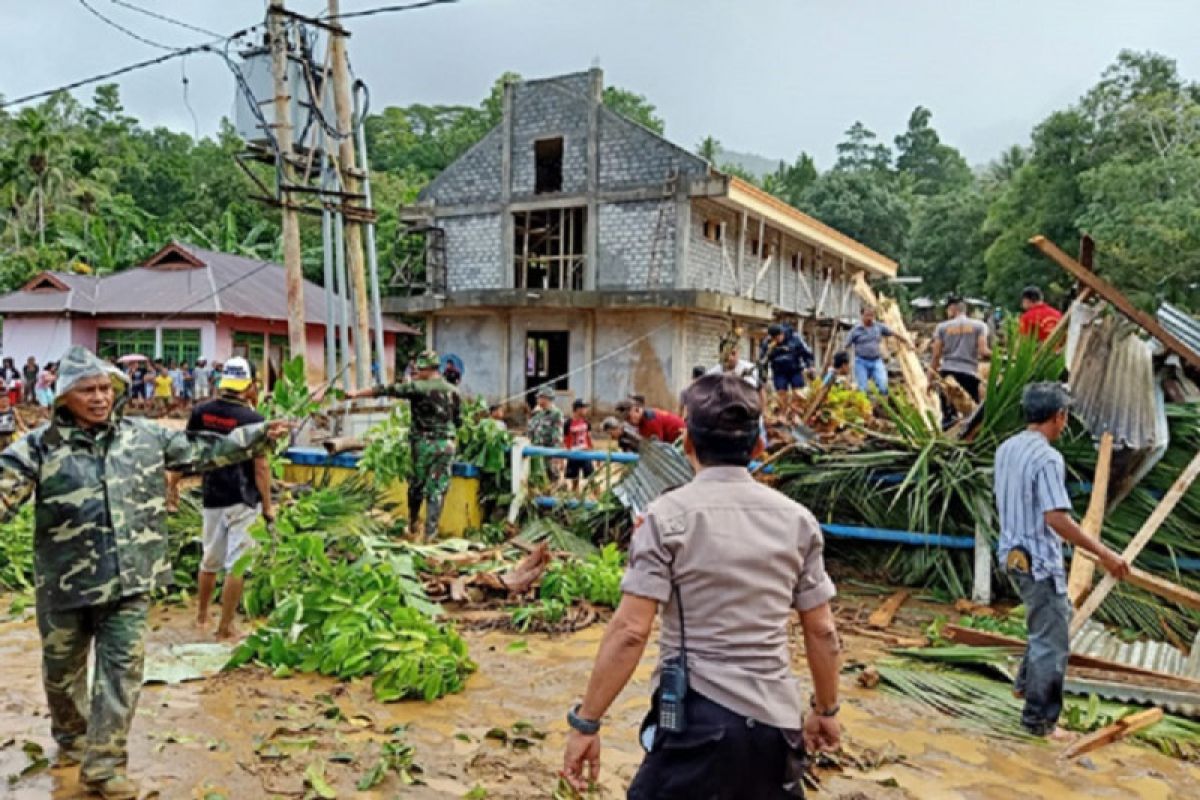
{"left": 109, "top": 0, "right": 224, "bottom": 39}
{"left": 180, "top": 56, "right": 200, "bottom": 139}
{"left": 76, "top": 0, "right": 179, "bottom": 51}
{"left": 326, "top": 0, "right": 461, "bottom": 20}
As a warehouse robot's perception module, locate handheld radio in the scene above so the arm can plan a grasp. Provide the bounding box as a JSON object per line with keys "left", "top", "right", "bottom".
{"left": 657, "top": 584, "right": 688, "bottom": 733}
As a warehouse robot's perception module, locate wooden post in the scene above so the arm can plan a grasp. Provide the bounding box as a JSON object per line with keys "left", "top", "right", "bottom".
{"left": 329, "top": 0, "right": 370, "bottom": 388}
{"left": 1070, "top": 450, "right": 1200, "bottom": 637}
{"left": 1029, "top": 236, "right": 1200, "bottom": 371}
{"left": 972, "top": 519, "right": 992, "bottom": 605}
{"left": 1078, "top": 551, "right": 1200, "bottom": 611}
{"left": 268, "top": 0, "right": 307, "bottom": 367}
{"left": 1067, "top": 432, "right": 1114, "bottom": 605}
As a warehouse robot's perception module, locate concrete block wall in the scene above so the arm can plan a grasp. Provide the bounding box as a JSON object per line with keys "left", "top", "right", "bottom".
{"left": 684, "top": 200, "right": 737, "bottom": 296}
{"left": 596, "top": 199, "right": 676, "bottom": 289}
{"left": 597, "top": 111, "right": 707, "bottom": 192}
{"left": 417, "top": 128, "right": 503, "bottom": 205}
{"left": 592, "top": 310, "right": 677, "bottom": 413}
{"left": 685, "top": 313, "right": 744, "bottom": 373}
{"left": 443, "top": 214, "right": 505, "bottom": 292}
{"left": 511, "top": 81, "right": 589, "bottom": 196}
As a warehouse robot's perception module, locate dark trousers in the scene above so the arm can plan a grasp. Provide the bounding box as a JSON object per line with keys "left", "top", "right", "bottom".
{"left": 940, "top": 369, "right": 982, "bottom": 401}
{"left": 1012, "top": 572, "right": 1070, "bottom": 735}
{"left": 627, "top": 690, "right": 804, "bottom": 800}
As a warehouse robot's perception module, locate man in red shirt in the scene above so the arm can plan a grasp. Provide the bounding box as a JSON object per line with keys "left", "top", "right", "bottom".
{"left": 1019, "top": 286, "right": 1063, "bottom": 342}
{"left": 619, "top": 394, "right": 685, "bottom": 444}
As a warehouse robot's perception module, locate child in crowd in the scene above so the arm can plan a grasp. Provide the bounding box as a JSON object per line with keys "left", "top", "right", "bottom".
{"left": 488, "top": 404, "right": 507, "bottom": 430}
{"left": 564, "top": 399, "right": 595, "bottom": 492}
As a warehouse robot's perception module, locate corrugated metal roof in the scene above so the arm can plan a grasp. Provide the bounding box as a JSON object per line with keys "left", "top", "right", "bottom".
{"left": 0, "top": 243, "right": 416, "bottom": 333}
{"left": 1158, "top": 302, "right": 1200, "bottom": 361}
{"left": 612, "top": 440, "right": 694, "bottom": 514}
{"left": 1069, "top": 620, "right": 1200, "bottom": 717}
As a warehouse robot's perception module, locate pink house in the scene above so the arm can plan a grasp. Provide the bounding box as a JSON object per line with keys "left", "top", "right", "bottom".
{"left": 0, "top": 242, "right": 416, "bottom": 384}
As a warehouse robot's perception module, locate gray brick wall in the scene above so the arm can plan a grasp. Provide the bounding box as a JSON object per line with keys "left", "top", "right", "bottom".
{"left": 685, "top": 314, "right": 754, "bottom": 373}
{"left": 596, "top": 199, "right": 675, "bottom": 289}
{"left": 417, "top": 127, "right": 502, "bottom": 206}
{"left": 598, "top": 111, "right": 706, "bottom": 191}
{"left": 685, "top": 201, "right": 738, "bottom": 295}
{"left": 511, "top": 81, "right": 589, "bottom": 196}
{"left": 443, "top": 214, "right": 504, "bottom": 291}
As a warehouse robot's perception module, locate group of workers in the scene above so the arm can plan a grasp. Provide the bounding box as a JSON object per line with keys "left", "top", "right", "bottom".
{"left": 8, "top": 280, "right": 1090, "bottom": 800}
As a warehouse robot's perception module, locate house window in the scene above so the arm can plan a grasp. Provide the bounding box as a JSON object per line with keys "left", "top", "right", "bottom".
{"left": 159, "top": 329, "right": 201, "bottom": 365}
{"left": 792, "top": 253, "right": 802, "bottom": 271}
{"left": 232, "top": 331, "right": 288, "bottom": 389}
{"left": 97, "top": 328, "right": 156, "bottom": 361}
{"left": 534, "top": 137, "right": 564, "bottom": 194}
{"left": 702, "top": 220, "right": 722, "bottom": 242}
{"left": 525, "top": 330, "right": 569, "bottom": 405}
{"left": 514, "top": 207, "right": 586, "bottom": 290}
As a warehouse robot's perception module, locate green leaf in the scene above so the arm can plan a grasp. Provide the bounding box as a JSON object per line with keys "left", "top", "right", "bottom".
{"left": 304, "top": 760, "right": 338, "bottom": 799}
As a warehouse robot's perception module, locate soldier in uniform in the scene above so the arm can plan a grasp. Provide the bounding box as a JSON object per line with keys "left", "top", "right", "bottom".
{"left": 563, "top": 373, "right": 843, "bottom": 798}
{"left": 347, "top": 349, "right": 461, "bottom": 540}
{"left": 0, "top": 346, "right": 289, "bottom": 799}
{"left": 527, "top": 385, "right": 566, "bottom": 482}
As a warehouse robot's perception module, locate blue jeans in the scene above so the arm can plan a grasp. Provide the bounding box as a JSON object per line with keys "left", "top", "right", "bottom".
{"left": 1012, "top": 572, "right": 1070, "bottom": 735}
{"left": 853, "top": 357, "right": 888, "bottom": 395}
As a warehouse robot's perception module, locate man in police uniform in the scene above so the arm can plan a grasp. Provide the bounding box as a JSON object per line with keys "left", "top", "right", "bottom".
{"left": 0, "top": 346, "right": 289, "bottom": 799}
{"left": 347, "top": 349, "right": 461, "bottom": 540}
{"left": 562, "top": 373, "right": 843, "bottom": 798}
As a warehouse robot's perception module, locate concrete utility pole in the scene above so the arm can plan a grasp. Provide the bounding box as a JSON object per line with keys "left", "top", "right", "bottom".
{"left": 328, "top": 0, "right": 371, "bottom": 389}
{"left": 268, "top": 0, "right": 307, "bottom": 367}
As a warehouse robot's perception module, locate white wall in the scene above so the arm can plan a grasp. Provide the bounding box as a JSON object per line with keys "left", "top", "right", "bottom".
{"left": 2, "top": 317, "right": 76, "bottom": 365}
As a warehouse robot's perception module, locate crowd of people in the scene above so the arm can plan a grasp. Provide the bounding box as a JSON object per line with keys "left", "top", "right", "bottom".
{"left": 123, "top": 358, "right": 217, "bottom": 413}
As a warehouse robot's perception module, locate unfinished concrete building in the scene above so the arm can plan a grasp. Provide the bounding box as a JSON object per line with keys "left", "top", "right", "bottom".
{"left": 387, "top": 69, "right": 897, "bottom": 414}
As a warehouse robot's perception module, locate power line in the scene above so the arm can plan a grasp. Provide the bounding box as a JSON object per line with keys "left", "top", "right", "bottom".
{"left": 109, "top": 0, "right": 224, "bottom": 39}
{"left": 327, "top": 0, "right": 461, "bottom": 20}
{"left": 76, "top": 0, "right": 178, "bottom": 51}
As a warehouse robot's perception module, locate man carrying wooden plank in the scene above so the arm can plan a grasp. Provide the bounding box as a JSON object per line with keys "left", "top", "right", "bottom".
{"left": 994, "top": 382, "right": 1129, "bottom": 740}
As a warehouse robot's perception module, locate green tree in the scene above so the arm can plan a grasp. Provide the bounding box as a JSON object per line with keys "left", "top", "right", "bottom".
{"left": 894, "top": 106, "right": 971, "bottom": 195}
{"left": 800, "top": 170, "right": 910, "bottom": 259}
{"left": 696, "top": 136, "right": 720, "bottom": 163}
{"left": 834, "top": 121, "right": 893, "bottom": 174}
{"left": 762, "top": 152, "right": 818, "bottom": 207}
{"left": 602, "top": 86, "right": 664, "bottom": 134}
{"left": 907, "top": 190, "right": 991, "bottom": 299}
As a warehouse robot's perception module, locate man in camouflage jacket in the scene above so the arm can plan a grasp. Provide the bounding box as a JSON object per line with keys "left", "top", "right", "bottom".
{"left": 347, "top": 350, "right": 461, "bottom": 540}
{"left": 0, "top": 346, "right": 288, "bottom": 799}
{"left": 528, "top": 385, "right": 566, "bottom": 482}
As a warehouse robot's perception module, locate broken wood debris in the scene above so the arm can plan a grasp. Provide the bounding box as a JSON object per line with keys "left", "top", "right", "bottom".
{"left": 1060, "top": 708, "right": 1164, "bottom": 760}
{"left": 867, "top": 590, "right": 911, "bottom": 630}
{"left": 1067, "top": 432, "right": 1114, "bottom": 606}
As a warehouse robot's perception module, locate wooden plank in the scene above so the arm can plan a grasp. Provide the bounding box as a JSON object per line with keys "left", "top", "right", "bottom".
{"left": 1070, "top": 450, "right": 1200, "bottom": 637}
{"left": 941, "top": 624, "right": 1200, "bottom": 687}
{"left": 1067, "top": 432, "right": 1115, "bottom": 605}
{"left": 1077, "top": 551, "right": 1200, "bottom": 611}
{"left": 1029, "top": 235, "right": 1200, "bottom": 371}
{"left": 868, "top": 590, "right": 911, "bottom": 629}
{"left": 1060, "top": 708, "right": 1163, "bottom": 760}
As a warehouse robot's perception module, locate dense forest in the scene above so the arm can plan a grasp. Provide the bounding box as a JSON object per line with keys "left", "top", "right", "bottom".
{"left": 0, "top": 50, "right": 1195, "bottom": 313}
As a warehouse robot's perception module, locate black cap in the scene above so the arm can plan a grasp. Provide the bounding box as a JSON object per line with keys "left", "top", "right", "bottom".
{"left": 767, "top": 323, "right": 782, "bottom": 337}
{"left": 682, "top": 373, "right": 761, "bottom": 439}
{"left": 573, "top": 398, "right": 589, "bottom": 409}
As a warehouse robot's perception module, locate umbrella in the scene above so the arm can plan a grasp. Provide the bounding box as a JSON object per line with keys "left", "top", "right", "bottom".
{"left": 117, "top": 354, "right": 149, "bottom": 364}
{"left": 440, "top": 353, "right": 464, "bottom": 375}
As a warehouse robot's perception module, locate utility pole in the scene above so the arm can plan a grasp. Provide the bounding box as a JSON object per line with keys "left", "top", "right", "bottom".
{"left": 268, "top": 0, "right": 307, "bottom": 368}
{"left": 328, "top": 0, "right": 371, "bottom": 389}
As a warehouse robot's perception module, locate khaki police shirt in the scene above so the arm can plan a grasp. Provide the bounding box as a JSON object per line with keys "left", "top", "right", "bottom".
{"left": 620, "top": 465, "right": 837, "bottom": 730}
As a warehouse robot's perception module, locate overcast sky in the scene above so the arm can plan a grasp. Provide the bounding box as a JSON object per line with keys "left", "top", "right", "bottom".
{"left": 4, "top": 0, "right": 1199, "bottom": 169}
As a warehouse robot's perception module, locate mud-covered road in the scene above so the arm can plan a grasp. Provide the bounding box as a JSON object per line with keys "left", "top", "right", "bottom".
{"left": 1, "top": 598, "right": 1196, "bottom": 799}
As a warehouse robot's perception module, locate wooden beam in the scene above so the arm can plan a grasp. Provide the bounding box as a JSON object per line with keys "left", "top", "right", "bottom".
{"left": 1078, "top": 551, "right": 1200, "bottom": 611}
{"left": 867, "top": 589, "right": 911, "bottom": 629}
{"left": 1029, "top": 235, "right": 1200, "bottom": 371}
{"left": 1067, "top": 432, "right": 1114, "bottom": 605}
{"left": 1070, "top": 450, "right": 1200, "bottom": 637}
{"left": 1060, "top": 708, "right": 1163, "bottom": 760}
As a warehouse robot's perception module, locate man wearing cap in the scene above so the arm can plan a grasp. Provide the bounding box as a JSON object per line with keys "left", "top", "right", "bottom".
{"left": 346, "top": 350, "right": 461, "bottom": 540}
{"left": 759, "top": 323, "right": 814, "bottom": 394}
{"left": 602, "top": 416, "right": 642, "bottom": 453}
{"left": 188, "top": 356, "right": 272, "bottom": 640}
{"left": 563, "top": 373, "right": 843, "bottom": 797}
{"left": 0, "top": 346, "right": 290, "bottom": 799}
{"left": 528, "top": 386, "right": 566, "bottom": 483}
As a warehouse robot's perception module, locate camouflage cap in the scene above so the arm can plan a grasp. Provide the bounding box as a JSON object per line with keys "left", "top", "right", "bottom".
{"left": 55, "top": 345, "right": 128, "bottom": 404}
{"left": 682, "top": 372, "right": 761, "bottom": 439}
{"left": 414, "top": 350, "right": 440, "bottom": 370}
{"left": 536, "top": 385, "right": 555, "bottom": 399}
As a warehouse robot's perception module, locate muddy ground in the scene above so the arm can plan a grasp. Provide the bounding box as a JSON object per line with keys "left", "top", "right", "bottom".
{"left": 1, "top": 590, "right": 1196, "bottom": 800}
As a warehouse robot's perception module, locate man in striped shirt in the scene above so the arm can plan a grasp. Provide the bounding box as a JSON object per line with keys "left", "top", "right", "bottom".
{"left": 994, "top": 382, "right": 1129, "bottom": 738}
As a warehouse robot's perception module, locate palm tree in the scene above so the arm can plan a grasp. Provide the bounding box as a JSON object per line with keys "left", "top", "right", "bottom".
{"left": 13, "top": 108, "right": 66, "bottom": 247}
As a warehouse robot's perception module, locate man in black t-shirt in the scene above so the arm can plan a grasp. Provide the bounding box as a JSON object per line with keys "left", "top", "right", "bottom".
{"left": 188, "top": 357, "right": 272, "bottom": 640}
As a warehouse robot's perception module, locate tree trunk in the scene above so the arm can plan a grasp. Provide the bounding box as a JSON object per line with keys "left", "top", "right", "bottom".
{"left": 36, "top": 185, "right": 45, "bottom": 247}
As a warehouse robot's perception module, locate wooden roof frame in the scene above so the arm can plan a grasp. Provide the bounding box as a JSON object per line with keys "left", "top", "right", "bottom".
{"left": 141, "top": 242, "right": 207, "bottom": 270}
{"left": 20, "top": 272, "right": 72, "bottom": 292}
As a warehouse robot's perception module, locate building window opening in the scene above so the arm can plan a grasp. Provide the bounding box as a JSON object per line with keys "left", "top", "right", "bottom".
{"left": 702, "top": 219, "right": 722, "bottom": 242}
{"left": 514, "top": 207, "right": 586, "bottom": 290}
{"left": 525, "top": 330, "right": 569, "bottom": 406}
{"left": 534, "top": 137, "right": 564, "bottom": 194}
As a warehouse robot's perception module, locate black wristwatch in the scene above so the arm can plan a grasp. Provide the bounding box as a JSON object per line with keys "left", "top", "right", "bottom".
{"left": 567, "top": 704, "right": 601, "bottom": 735}
{"left": 810, "top": 695, "right": 840, "bottom": 718}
